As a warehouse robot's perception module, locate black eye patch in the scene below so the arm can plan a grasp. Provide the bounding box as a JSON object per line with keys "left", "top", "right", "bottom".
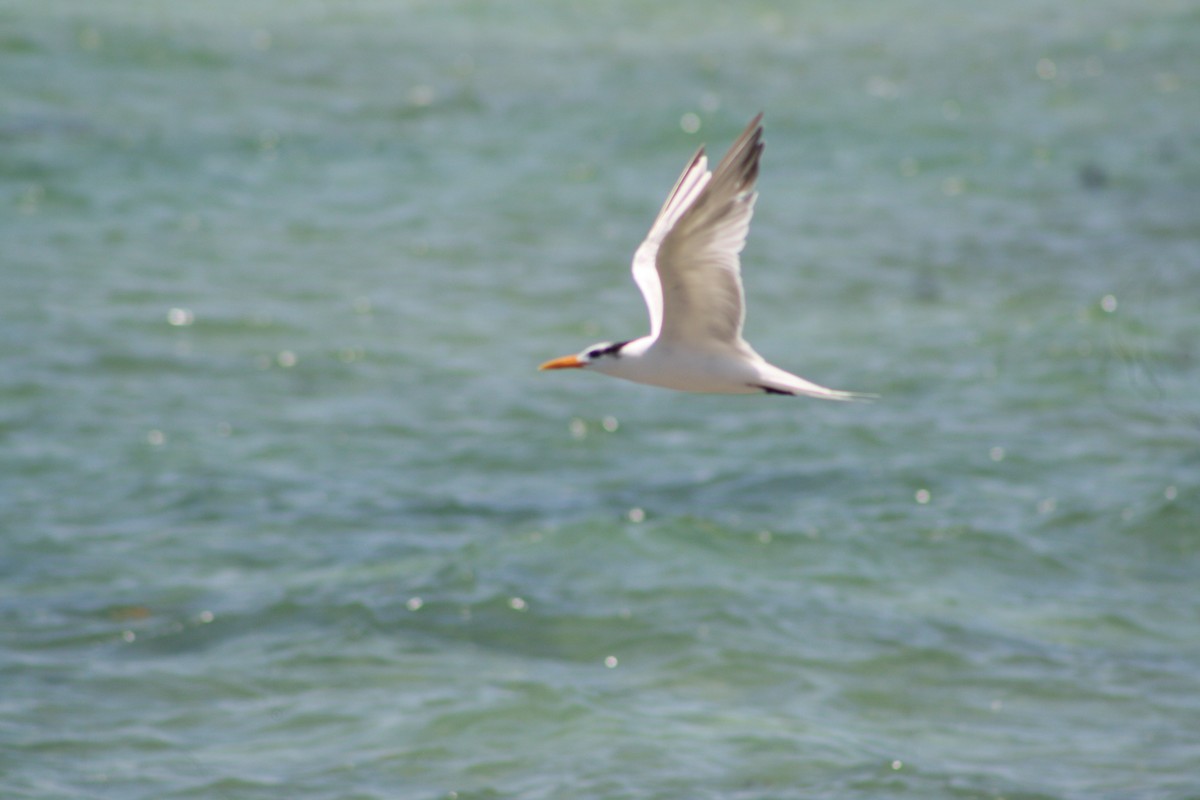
{"left": 592, "top": 340, "right": 631, "bottom": 359}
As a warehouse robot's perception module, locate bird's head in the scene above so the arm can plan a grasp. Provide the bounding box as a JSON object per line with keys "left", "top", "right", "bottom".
{"left": 539, "top": 340, "right": 630, "bottom": 372}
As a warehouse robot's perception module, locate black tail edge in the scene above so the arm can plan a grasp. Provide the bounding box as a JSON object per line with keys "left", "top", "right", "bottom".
{"left": 751, "top": 384, "right": 795, "bottom": 396}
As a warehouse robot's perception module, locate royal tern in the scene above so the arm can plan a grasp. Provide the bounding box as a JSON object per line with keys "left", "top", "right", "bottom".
{"left": 540, "top": 114, "right": 861, "bottom": 399}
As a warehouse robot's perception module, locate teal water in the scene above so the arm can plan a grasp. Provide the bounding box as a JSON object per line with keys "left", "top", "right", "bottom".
{"left": 3, "top": 1, "right": 1199, "bottom": 798}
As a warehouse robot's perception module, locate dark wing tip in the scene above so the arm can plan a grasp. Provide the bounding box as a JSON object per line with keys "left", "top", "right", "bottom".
{"left": 715, "top": 114, "right": 765, "bottom": 194}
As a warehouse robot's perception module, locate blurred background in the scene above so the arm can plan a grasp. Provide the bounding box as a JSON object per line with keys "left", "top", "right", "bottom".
{"left": 3, "top": 1, "right": 1198, "bottom": 798}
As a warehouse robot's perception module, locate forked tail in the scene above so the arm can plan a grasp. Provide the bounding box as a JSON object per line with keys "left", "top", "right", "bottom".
{"left": 750, "top": 365, "right": 875, "bottom": 401}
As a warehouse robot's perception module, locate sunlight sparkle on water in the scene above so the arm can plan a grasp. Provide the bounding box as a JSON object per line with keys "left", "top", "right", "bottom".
{"left": 409, "top": 85, "right": 435, "bottom": 107}
{"left": 167, "top": 308, "right": 194, "bottom": 326}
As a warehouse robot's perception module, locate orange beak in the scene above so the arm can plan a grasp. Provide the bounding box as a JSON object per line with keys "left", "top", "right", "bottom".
{"left": 539, "top": 354, "right": 585, "bottom": 371}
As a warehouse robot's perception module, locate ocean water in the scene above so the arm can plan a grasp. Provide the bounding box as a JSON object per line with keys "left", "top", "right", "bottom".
{"left": 3, "top": 1, "right": 1199, "bottom": 798}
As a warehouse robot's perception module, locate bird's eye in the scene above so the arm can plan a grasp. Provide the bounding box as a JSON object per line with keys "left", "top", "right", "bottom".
{"left": 587, "top": 349, "right": 602, "bottom": 359}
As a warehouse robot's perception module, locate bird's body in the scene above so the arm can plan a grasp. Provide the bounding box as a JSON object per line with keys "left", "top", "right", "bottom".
{"left": 540, "top": 114, "right": 861, "bottom": 400}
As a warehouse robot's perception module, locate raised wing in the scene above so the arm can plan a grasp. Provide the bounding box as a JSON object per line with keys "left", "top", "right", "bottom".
{"left": 631, "top": 114, "right": 763, "bottom": 346}
{"left": 631, "top": 147, "right": 710, "bottom": 339}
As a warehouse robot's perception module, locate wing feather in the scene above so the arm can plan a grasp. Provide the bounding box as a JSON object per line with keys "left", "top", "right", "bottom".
{"left": 631, "top": 148, "right": 710, "bottom": 339}
{"left": 630, "top": 114, "right": 764, "bottom": 346}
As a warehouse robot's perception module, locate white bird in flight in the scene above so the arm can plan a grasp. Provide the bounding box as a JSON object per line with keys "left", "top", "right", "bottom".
{"left": 540, "top": 114, "right": 862, "bottom": 399}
